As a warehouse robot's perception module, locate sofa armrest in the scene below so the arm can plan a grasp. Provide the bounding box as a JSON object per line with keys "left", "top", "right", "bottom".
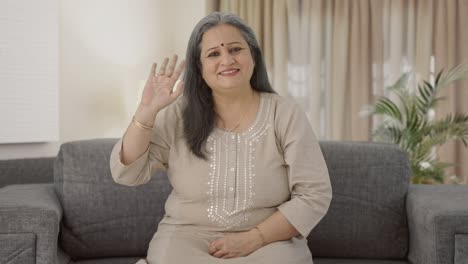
{"left": 0, "top": 184, "right": 62, "bottom": 264}
{"left": 407, "top": 184, "right": 468, "bottom": 264}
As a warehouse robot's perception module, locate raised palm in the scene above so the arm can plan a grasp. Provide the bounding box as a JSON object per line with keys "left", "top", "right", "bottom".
{"left": 140, "top": 55, "right": 185, "bottom": 114}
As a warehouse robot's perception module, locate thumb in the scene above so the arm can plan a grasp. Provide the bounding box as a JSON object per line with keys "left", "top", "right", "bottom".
{"left": 209, "top": 240, "right": 220, "bottom": 254}
{"left": 171, "top": 80, "right": 184, "bottom": 98}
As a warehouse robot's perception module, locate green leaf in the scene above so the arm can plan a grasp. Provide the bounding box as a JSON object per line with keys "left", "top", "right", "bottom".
{"left": 367, "top": 63, "right": 468, "bottom": 184}
{"left": 434, "top": 69, "right": 443, "bottom": 86}
{"left": 374, "top": 97, "right": 403, "bottom": 123}
{"left": 388, "top": 73, "right": 411, "bottom": 91}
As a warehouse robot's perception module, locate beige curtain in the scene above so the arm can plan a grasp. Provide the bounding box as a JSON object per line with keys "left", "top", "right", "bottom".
{"left": 301, "top": 0, "right": 468, "bottom": 182}
{"left": 206, "top": 0, "right": 289, "bottom": 96}
{"left": 284, "top": 0, "right": 373, "bottom": 140}
{"left": 208, "top": 0, "right": 468, "bottom": 183}
{"left": 431, "top": 0, "right": 468, "bottom": 183}
{"left": 379, "top": 0, "right": 468, "bottom": 183}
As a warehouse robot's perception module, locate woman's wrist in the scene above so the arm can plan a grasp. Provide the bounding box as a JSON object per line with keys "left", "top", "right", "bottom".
{"left": 132, "top": 116, "right": 153, "bottom": 131}
{"left": 134, "top": 104, "right": 158, "bottom": 127}
{"left": 249, "top": 226, "right": 266, "bottom": 247}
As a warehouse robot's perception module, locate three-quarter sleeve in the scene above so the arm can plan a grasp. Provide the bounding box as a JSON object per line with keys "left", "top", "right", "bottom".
{"left": 109, "top": 100, "right": 181, "bottom": 186}
{"left": 275, "top": 99, "right": 332, "bottom": 239}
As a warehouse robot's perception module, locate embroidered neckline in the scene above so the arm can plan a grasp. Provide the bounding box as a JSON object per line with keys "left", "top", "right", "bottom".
{"left": 213, "top": 92, "right": 267, "bottom": 138}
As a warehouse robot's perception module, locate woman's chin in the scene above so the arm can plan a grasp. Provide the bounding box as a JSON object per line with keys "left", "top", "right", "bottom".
{"left": 212, "top": 82, "right": 251, "bottom": 92}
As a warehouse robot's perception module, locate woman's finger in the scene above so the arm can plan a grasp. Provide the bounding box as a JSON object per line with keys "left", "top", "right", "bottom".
{"left": 170, "top": 60, "right": 186, "bottom": 82}
{"left": 147, "top": 63, "right": 157, "bottom": 81}
{"left": 208, "top": 242, "right": 217, "bottom": 254}
{"left": 213, "top": 249, "right": 228, "bottom": 258}
{"left": 165, "top": 54, "right": 178, "bottom": 77}
{"left": 158, "top": 57, "right": 169, "bottom": 76}
{"left": 221, "top": 252, "right": 234, "bottom": 259}
{"left": 209, "top": 240, "right": 223, "bottom": 255}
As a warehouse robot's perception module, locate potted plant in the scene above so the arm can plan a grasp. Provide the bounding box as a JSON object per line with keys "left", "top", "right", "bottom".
{"left": 362, "top": 64, "right": 468, "bottom": 184}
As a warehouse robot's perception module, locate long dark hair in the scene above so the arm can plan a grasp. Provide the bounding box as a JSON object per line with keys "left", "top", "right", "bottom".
{"left": 183, "top": 12, "right": 276, "bottom": 160}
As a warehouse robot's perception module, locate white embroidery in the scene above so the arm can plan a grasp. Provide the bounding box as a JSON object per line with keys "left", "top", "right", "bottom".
{"left": 206, "top": 95, "right": 272, "bottom": 230}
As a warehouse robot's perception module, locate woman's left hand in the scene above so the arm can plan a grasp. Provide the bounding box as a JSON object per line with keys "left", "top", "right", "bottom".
{"left": 209, "top": 230, "right": 263, "bottom": 259}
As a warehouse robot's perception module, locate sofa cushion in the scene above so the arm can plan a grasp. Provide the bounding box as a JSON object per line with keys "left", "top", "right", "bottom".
{"left": 0, "top": 233, "right": 35, "bottom": 264}
{"left": 313, "top": 258, "right": 409, "bottom": 264}
{"left": 72, "top": 258, "right": 140, "bottom": 264}
{"left": 309, "top": 141, "right": 410, "bottom": 259}
{"left": 455, "top": 234, "right": 468, "bottom": 263}
{"left": 0, "top": 184, "right": 62, "bottom": 264}
{"left": 54, "top": 139, "right": 172, "bottom": 259}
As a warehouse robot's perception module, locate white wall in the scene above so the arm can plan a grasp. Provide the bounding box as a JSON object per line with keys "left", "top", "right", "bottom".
{"left": 0, "top": 0, "right": 60, "bottom": 144}
{"left": 0, "top": 0, "right": 206, "bottom": 159}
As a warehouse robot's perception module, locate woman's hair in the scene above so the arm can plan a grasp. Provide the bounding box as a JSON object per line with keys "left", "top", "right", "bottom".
{"left": 183, "top": 12, "right": 276, "bottom": 160}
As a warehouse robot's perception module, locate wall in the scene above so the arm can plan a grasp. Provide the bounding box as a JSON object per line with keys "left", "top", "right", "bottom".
{"left": 0, "top": 0, "right": 205, "bottom": 159}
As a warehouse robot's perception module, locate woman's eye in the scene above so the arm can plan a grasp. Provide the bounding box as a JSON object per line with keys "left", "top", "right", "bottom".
{"left": 230, "top": 47, "right": 242, "bottom": 53}
{"left": 208, "top": 51, "right": 220, "bottom": 57}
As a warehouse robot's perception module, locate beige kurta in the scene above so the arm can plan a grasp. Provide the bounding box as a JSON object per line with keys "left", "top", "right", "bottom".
{"left": 110, "top": 92, "right": 332, "bottom": 264}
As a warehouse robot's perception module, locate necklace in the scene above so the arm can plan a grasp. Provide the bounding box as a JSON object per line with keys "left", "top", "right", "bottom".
{"left": 216, "top": 93, "right": 256, "bottom": 132}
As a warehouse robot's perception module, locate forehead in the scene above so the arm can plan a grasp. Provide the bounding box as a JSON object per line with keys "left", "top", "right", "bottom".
{"left": 200, "top": 24, "right": 246, "bottom": 50}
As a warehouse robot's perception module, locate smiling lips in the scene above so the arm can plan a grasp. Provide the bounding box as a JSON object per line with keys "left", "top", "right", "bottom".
{"left": 219, "top": 68, "right": 240, "bottom": 76}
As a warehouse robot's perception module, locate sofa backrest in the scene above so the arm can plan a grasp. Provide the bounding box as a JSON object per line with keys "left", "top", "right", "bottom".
{"left": 0, "top": 157, "right": 55, "bottom": 188}
{"left": 310, "top": 141, "right": 410, "bottom": 259}
{"left": 54, "top": 138, "right": 172, "bottom": 259}
{"left": 54, "top": 138, "right": 410, "bottom": 260}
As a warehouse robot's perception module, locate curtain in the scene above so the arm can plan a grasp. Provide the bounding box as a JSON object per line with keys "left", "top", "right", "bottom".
{"left": 285, "top": 0, "right": 374, "bottom": 140}
{"left": 207, "top": 0, "right": 468, "bottom": 183}
{"left": 287, "top": 0, "right": 468, "bottom": 183}
{"left": 431, "top": 0, "right": 468, "bottom": 183}
{"left": 378, "top": 0, "right": 468, "bottom": 183}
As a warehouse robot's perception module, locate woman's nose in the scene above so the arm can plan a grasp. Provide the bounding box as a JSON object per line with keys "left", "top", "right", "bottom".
{"left": 220, "top": 52, "right": 235, "bottom": 66}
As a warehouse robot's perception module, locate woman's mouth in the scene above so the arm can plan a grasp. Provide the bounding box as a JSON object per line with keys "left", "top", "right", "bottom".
{"left": 219, "top": 69, "right": 240, "bottom": 76}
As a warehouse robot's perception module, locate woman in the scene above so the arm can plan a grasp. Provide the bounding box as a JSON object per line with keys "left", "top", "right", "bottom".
{"left": 110, "top": 12, "right": 332, "bottom": 263}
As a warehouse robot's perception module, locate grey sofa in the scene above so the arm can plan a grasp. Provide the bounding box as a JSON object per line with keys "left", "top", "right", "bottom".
{"left": 1, "top": 138, "right": 467, "bottom": 264}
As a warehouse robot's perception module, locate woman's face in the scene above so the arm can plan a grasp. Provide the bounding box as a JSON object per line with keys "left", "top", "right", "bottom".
{"left": 199, "top": 24, "right": 255, "bottom": 94}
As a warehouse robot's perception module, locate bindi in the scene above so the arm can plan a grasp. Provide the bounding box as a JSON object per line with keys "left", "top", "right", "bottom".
{"left": 221, "top": 43, "right": 224, "bottom": 46}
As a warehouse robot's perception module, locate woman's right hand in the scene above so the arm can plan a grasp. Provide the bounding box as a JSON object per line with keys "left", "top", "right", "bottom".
{"left": 139, "top": 55, "right": 185, "bottom": 116}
